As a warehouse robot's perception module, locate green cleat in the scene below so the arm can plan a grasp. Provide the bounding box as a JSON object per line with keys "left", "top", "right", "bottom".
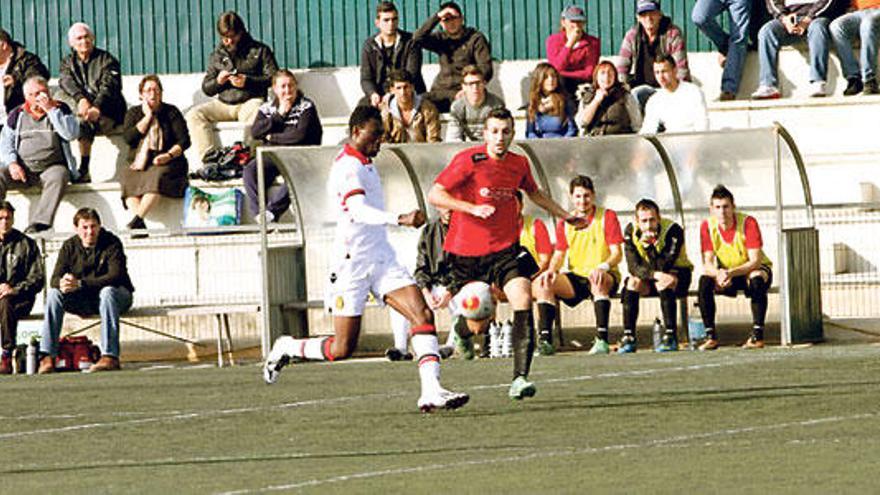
{"left": 508, "top": 376, "right": 537, "bottom": 400}
{"left": 453, "top": 330, "right": 475, "bottom": 360}
{"left": 587, "top": 337, "right": 610, "bottom": 355}
{"left": 537, "top": 339, "right": 556, "bottom": 356}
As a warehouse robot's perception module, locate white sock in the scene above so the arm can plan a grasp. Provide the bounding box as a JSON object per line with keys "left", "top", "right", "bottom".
{"left": 390, "top": 310, "right": 410, "bottom": 352}
{"left": 276, "top": 336, "right": 331, "bottom": 361}
{"left": 411, "top": 334, "right": 442, "bottom": 395}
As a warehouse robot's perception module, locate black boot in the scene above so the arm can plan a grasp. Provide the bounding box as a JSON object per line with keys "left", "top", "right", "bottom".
{"left": 843, "top": 77, "right": 863, "bottom": 96}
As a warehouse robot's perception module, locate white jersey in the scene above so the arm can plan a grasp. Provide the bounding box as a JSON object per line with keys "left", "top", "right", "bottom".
{"left": 327, "top": 144, "right": 395, "bottom": 261}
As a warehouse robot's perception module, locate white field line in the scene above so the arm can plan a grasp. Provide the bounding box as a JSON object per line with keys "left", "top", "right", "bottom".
{"left": 217, "top": 412, "right": 877, "bottom": 494}
{"left": 0, "top": 353, "right": 793, "bottom": 440}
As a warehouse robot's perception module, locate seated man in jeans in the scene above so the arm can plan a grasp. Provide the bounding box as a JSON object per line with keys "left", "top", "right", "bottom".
{"left": 39, "top": 208, "right": 135, "bottom": 373}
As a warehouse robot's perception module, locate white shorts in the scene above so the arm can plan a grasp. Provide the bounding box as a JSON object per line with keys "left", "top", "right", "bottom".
{"left": 325, "top": 254, "right": 415, "bottom": 317}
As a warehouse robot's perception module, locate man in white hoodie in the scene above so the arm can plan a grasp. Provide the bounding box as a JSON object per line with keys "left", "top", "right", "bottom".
{"left": 640, "top": 55, "right": 709, "bottom": 134}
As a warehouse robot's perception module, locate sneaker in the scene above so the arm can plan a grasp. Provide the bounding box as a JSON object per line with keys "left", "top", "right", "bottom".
{"left": 508, "top": 376, "right": 537, "bottom": 400}
{"left": 751, "top": 85, "right": 781, "bottom": 100}
{"left": 809, "top": 81, "right": 827, "bottom": 97}
{"left": 262, "top": 341, "right": 291, "bottom": 384}
{"left": 537, "top": 339, "right": 555, "bottom": 356}
{"left": 385, "top": 347, "right": 413, "bottom": 362}
{"left": 37, "top": 355, "right": 54, "bottom": 374}
{"left": 453, "top": 331, "right": 475, "bottom": 360}
{"left": 71, "top": 171, "right": 91, "bottom": 184}
{"left": 718, "top": 91, "right": 736, "bottom": 101}
{"left": 741, "top": 337, "right": 765, "bottom": 349}
{"left": 438, "top": 345, "right": 454, "bottom": 360}
{"left": 587, "top": 337, "right": 610, "bottom": 355}
{"left": 843, "top": 77, "right": 863, "bottom": 96}
{"left": 698, "top": 338, "right": 719, "bottom": 351}
{"left": 418, "top": 389, "right": 470, "bottom": 413}
{"left": 85, "top": 356, "right": 120, "bottom": 373}
{"left": 863, "top": 79, "right": 879, "bottom": 95}
{"left": 617, "top": 336, "right": 637, "bottom": 354}
{"left": 656, "top": 334, "right": 678, "bottom": 352}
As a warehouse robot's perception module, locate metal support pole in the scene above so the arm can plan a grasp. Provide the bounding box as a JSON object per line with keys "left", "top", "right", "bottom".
{"left": 257, "top": 149, "right": 272, "bottom": 359}
{"left": 774, "top": 130, "right": 790, "bottom": 346}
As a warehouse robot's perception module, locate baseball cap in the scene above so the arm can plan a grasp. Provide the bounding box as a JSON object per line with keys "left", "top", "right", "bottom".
{"left": 637, "top": 0, "right": 660, "bottom": 14}
{"left": 561, "top": 5, "right": 587, "bottom": 21}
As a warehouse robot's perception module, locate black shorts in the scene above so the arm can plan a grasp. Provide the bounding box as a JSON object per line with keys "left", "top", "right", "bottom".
{"left": 447, "top": 243, "right": 527, "bottom": 294}
{"left": 517, "top": 247, "right": 541, "bottom": 280}
{"left": 714, "top": 265, "right": 773, "bottom": 298}
{"left": 559, "top": 271, "right": 620, "bottom": 307}
{"left": 624, "top": 268, "right": 692, "bottom": 299}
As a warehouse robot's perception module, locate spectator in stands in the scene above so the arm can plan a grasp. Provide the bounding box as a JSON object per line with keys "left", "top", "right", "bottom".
{"left": 752, "top": 0, "right": 838, "bottom": 99}
{"left": 360, "top": 1, "right": 425, "bottom": 108}
{"left": 545, "top": 5, "right": 601, "bottom": 98}
{"left": 39, "top": 208, "right": 134, "bottom": 373}
{"left": 617, "top": 0, "right": 691, "bottom": 110}
{"left": 58, "top": 22, "right": 126, "bottom": 183}
{"left": 526, "top": 63, "right": 578, "bottom": 139}
{"left": 692, "top": 0, "right": 752, "bottom": 101}
{"left": 381, "top": 69, "right": 441, "bottom": 143}
{"left": 697, "top": 185, "right": 773, "bottom": 351}
{"left": 120, "top": 75, "right": 191, "bottom": 238}
{"left": 0, "top": 29, "right": 50, "bottom": 130}
{"left": 620, "top": 198, "right": 692, "bottom": 353}
{"left": 244, "top": 70, "right": 322, "bottom": 224}
{"left": 447, "top": 65, "right": 504, "bottom": 141}
{"left": 0, "top": 76, "right": 79, "bottom": 234}
{"left": 532, "top": 175, "right": 623, "bottom": 356}
{"left": 0, "top": 201, "right": 44, "bottom": 374}
{"left": 640, "top": 55, "right": 709, "bottom": 134}
{"left": 831, "top": 0, "right": 880, "bottom": 95}
{"left": 414, "top": 1, "right": 493, "bottom": 112}
{"left": 186, "top": 11, "right": 279, "bottom": 162}
{"left": 576, "top": 60, "right": 642, "bottom": 136}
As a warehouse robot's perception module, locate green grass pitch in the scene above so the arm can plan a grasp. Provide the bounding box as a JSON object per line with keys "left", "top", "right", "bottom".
{"left": 2, "top": 344, "right": 879, "bottom": 493}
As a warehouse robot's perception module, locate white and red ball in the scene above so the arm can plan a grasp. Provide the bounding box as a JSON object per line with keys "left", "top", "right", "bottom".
{"left": 454, "top": 281, "right": 495, "bottom": 321}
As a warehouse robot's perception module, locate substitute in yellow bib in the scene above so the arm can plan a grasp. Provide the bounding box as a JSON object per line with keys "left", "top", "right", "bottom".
{"left": 532, "top": 175, "right": 623, "bottom": 355}
{"left": 620, "top": 198, "right": 692, "bottom": 354}
{"left": 697, "top": 185, "right": 773, "bottom": 351}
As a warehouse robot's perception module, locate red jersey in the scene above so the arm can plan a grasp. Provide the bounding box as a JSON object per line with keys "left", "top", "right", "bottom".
{"left": 554, "top": 208, "right": 624, "bottom": 251}
{"left": 436, "top": 145, "right": 539, "bottom": 257}
{"left": 532, "top": 218, "right": 553, "bottom": 255}
{"left": 700, "top": 215, "right": 762, "bottom": 253}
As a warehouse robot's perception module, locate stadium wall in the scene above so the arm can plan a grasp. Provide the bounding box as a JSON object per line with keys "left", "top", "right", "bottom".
{"left": 0, "top": 0, "right": 738, "bottom": 76}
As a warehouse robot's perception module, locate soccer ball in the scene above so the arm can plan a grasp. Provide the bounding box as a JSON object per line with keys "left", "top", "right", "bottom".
{"left": 455, "top": 281, "right": 495, "bottom": 321}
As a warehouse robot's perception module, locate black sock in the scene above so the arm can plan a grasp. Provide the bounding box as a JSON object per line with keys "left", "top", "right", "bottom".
{"left": 659, "top": 288, "right": 677, "bottom": 333}
{"left": 698, "top": 275, "right": 716, "bottom": 330}
{"left": 752, "top": 325, "right": 765, "bottom": 341}
{"left": 512, "top": 309, "right": 535, "bottom": 379}
{"left": 749, "top": 276, "right": 769, "bottom": 328}
{"left": 594, "top": 299, "right": 610, "bottom": 341}
{"left": 537, "top": 302, "right": 555, "bottom": 344}
{"left": 79, "top": 155, "right": 91, "bottom": 174}
{"left": 621, "top": 289, "right": 639, "bottom": 335}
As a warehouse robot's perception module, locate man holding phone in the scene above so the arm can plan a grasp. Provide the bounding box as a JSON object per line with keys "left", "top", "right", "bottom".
{"left": 752, "top": 0, "right": 841, "bottom": 99}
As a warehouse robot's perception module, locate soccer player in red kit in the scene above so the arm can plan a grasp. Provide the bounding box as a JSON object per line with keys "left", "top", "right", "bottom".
{"left": 427, "top": 107, "right": 586, "bottom": 400}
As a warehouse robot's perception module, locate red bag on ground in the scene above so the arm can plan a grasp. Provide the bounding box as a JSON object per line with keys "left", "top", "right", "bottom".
{"left": 55, "top": 336, "right": 102, "bottom": 372}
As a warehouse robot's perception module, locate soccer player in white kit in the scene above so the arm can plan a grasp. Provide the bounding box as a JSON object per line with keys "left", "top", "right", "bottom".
{"left": 263, "top": 106, "right": 469, "bottom": 412}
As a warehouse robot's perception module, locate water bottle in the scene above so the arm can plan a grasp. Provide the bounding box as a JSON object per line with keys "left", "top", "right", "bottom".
{"left": 652, "top": 318, "right": 663, "bottom": 351}
{"left": 489, "top": 321, "right": 502, "bottom": 358}
{"left": 688, "top": 302, "right": 705, "bottom": 350}
{"left": 500, "top": 321, "right": 512, "bottom": 358}
{"left": 26, "top": 339, "right": 38, "bottom": 375}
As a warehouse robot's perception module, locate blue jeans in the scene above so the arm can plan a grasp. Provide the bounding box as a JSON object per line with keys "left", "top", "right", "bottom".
{"left": 631, "top": 85, "right": 657, "bottom": 112}
{"left": 40, "top": 286, "right": 133, "bottom": 358}
{"left": 242, "top": 157, "right": 290, "bottom": 220}
{"left": 692, "top": 0, "right": 752, "bottom": 93}
{"left": 758, "top": 17, "right": 831, "bottom": 87}
{"left": 831, "top": 9, "right": 880, "bottom": 82}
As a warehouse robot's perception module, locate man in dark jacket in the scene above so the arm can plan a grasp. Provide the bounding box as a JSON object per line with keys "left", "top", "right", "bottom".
{"left": 0, "top": 201, "right": 43, "bottom": 374}
{"left": 38, "top": 208, "right": 134, "bottom": 373}
{"left": 360, "top": 1, "right": 425, "bottom": 108}
{"left": 186, "top": 11, "right": 279, "bottom": 162}
{"left": 752, "top": 0, "right": 843, "bottom": 99}
{"left": 58, "top": 22, "right": 126, "bottom": 183}
{"left": 0, "top": 29, "right": 50, "bottom": 128}
{"left": 414, "top": 1, "right": 493, "bottom": 112}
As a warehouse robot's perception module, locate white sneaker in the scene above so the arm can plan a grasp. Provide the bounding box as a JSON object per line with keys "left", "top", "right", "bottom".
{"left": 257, "top": 210, "right": 275, "bottom": 225}
{"left": 417, "top": 389, "right": 470, "bottom": 413}
{"left": 751, "top": 85, "right": 781, "bottom": 100}
{"left": 809, "top": 81, "right": 827, "bottom": 97}
{"left": 262, "top": 338, "right": 291, "bottom": 384}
